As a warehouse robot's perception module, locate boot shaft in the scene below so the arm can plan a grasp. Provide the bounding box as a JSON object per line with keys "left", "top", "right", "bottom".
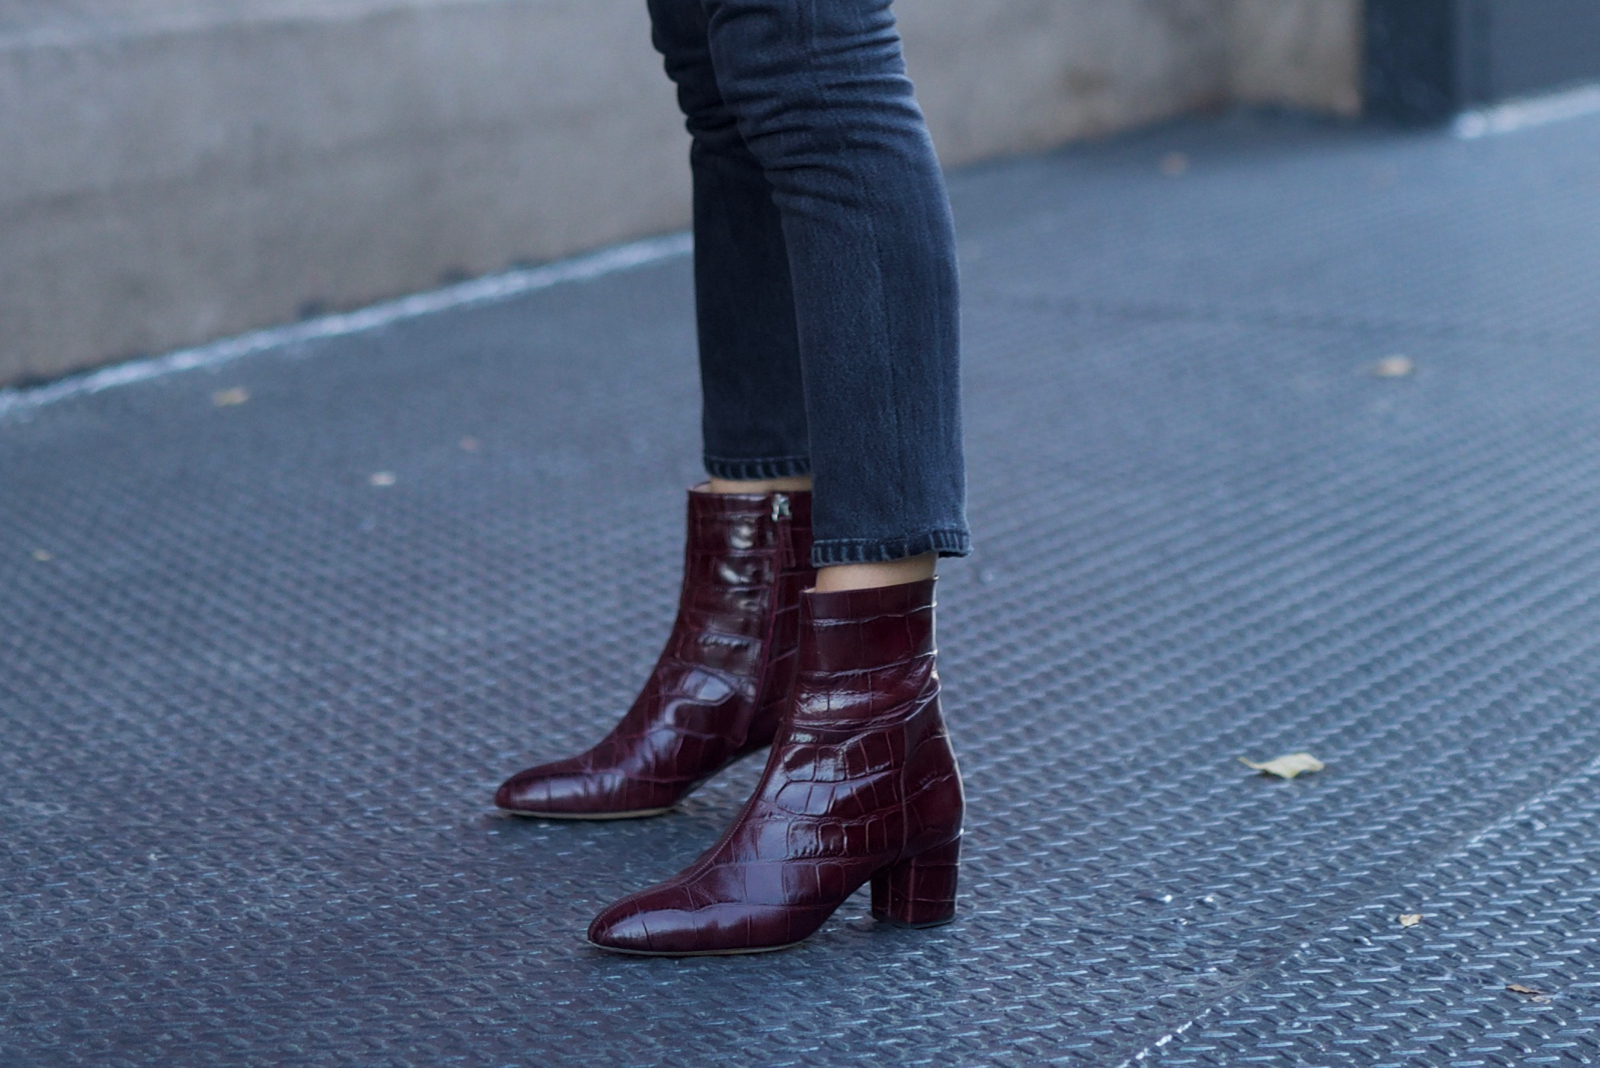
{"left": 797, "top": 578, "right": 937, "bottom": 703}
{"left": 669, "top": 487, "right": 815, "bottom": 679}
{"left": 774, "top": 577, "right": 963, "bottom": 854}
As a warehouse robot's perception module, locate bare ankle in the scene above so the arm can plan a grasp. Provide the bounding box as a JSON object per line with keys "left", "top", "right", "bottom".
{"left": 814, "top": 552, "right": 936, "bottom": 593}
{"left": 702, "top": 476, "right": 813, "bottom": 495}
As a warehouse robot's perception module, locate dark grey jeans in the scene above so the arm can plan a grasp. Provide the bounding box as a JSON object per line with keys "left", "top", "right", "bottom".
{"left": 647, "top": 0, "right": 970, "bottom": 566}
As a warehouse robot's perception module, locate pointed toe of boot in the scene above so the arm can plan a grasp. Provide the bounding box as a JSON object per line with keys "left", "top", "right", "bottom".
{"left": 493, "top": 763, "right": 563, "bottom": 812}
{"left": 587, "top": 900, "right": 792, "bottom": 957}
{"left": 494, "top": 763, "right": 665, "bottom": 819}
{"left": 587, "top": 880, "right": 819, "bottom": 956}
{"left": 492, "top": 769, "right": 548, "bottom": 813}
{"left": 587, "top": 887, "right": 716, "bottom": 955}
{"left": 586, "top": 903, "right": 662, "bottom": 954}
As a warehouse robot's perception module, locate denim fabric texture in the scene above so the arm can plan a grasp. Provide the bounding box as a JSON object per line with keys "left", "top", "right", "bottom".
{"left": 648, "top": 0, "right": 971, "bottom": 565}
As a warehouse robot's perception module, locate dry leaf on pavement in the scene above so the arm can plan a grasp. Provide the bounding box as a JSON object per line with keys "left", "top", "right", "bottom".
{"left": 1239, "top": 753, "right": 1325, "bottom": 779}
{"left": 1506, "top": 983, "right": 1551, "bottom": 1003}
{"left": 1398, "top": 914, "right": 1423, "bottom": 927}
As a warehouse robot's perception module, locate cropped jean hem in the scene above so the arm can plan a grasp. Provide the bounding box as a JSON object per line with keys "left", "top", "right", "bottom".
{"left": 704, "top": 454, "right": 813, "bottom": 480}
{"left": 811, "top": 527, "right": 971, "bottom": 567}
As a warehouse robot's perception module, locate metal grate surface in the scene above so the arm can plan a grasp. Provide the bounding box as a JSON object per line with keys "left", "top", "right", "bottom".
{"left": 4, "top": 111, "right": 1600, "bottom": 1067}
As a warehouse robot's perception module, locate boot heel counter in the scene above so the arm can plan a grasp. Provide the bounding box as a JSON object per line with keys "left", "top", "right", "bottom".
{"left": 903, "top": 691, "right": 965, "bottom": 847}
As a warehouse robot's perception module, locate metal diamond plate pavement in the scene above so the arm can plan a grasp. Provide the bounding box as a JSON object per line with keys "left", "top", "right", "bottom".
{"left": 4, "top": 111, "right": 1600, "bottom": 1066}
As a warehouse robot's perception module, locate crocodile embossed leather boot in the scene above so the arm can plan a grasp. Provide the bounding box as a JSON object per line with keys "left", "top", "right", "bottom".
{"left": 494, "top": 486, "right": 814, "bottom": 818}
{"left": 586, "top": 577, "right": 964, "bottom": 954}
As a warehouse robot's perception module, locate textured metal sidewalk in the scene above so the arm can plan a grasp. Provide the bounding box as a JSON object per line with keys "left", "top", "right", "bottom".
{"left": 5, "top": 111, "right": 1600, "bottom": 1067}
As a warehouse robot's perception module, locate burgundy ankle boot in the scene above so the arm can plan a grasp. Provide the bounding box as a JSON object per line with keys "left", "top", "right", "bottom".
{"left": 494, "top": 487, "right": 814, "bottom": 818}
{"left": 586, "top": 577, "right": 964, "bottom": 954}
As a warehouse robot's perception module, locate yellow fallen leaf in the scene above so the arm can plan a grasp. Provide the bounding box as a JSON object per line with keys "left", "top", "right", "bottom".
{"left": 1398, "top": 913, "right": 1423, "bottom": 927}
{"left": 369, "top": 471, "right": 397, "bottom": 487}
{"left": 1239, "top": 752, "right": 1325, "bottom": 779}
{"left": 31, "top": 549, "right": 53, "bottom": 562}
{"left": 212, "top": 387, "right": 250, "bottom": 406}
{"left": 1373, "top": 355, "right": 1414, "bottom": 378}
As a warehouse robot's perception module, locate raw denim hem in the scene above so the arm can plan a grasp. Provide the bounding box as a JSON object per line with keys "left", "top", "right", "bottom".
{"left": 703, "top": 454, "right": 813, "bottom": 480}
{"left": 811, "top": 528, "right": 972, "bottom": 566}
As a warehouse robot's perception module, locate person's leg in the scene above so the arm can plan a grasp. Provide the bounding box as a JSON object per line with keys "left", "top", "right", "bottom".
{"left": 648, "top": 0, "right": 814, "bottom": 486}
{"left": 664, "top": 0, "right": 966, "bottom": 585}
{"left": 587, "top": 0, "right": 966, "bottom": 955}
{"left": 700, "top": 0, "right": 970, "bottom": 576}
{"left": 492, "top": 0, "right": 819, "bottom": 819}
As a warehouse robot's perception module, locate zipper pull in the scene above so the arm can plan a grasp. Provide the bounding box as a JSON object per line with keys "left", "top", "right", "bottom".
{"left": 770, "top": 493, "right": 795, "bottom": 568}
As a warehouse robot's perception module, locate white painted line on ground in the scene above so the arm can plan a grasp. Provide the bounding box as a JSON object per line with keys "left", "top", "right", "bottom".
{"left": 1454, "top": 82, "right": 1600, "bottom": 139}
{"left": 0, "top": 231, "right": 693, "bottom": 423}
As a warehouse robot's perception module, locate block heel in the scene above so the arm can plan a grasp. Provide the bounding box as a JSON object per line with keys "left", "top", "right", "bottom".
{"left": 871, "top": 836, "right": 961, "bottom": 928}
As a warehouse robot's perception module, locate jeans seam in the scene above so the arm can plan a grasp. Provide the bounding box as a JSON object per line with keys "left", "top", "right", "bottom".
{"left": 704, "top": 454, "right": 814, "bottom": 479}
{"left": 704, "top": 452, "right": 812, "bottom": 464}
{"left": 811, "top": 527, "right": 972, "bottom": 565}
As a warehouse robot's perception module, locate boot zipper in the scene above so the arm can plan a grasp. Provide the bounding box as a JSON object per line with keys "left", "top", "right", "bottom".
{"left": 771, "top": 493, "right": 797, "bottom": 569}
{"left": 747, "top": 492, "right": 794, "bottom": 744}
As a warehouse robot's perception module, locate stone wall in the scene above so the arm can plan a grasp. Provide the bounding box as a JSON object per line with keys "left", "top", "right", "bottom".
{"left": 0, "top": 0, "right": 1362, "bottom": 383}
{"left": 1228, "top": 0, "right": 1362, "bottom": 116}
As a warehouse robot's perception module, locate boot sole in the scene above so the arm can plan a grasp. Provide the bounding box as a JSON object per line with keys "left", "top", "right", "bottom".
{"left": 585, "top": 939, "right": 802, "bottom": 957}
{"left": 870, "top": 911, "right": 958, "bottom": 930}
{"left": 586, "top": 911, "right": 955, "bottom": 955}
{"left": 496, "top": 805, "right": 676, "bottom": 820}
